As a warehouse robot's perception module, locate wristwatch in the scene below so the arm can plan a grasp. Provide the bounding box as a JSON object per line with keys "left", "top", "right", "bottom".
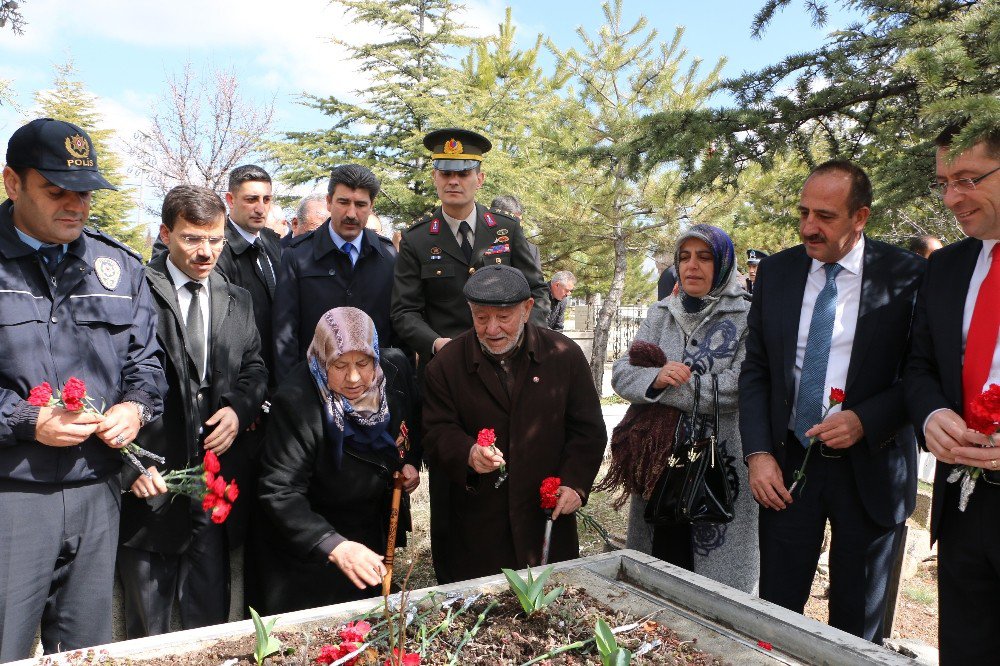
{"left": 127, "top": 401, "right": 152, "bottom": 427}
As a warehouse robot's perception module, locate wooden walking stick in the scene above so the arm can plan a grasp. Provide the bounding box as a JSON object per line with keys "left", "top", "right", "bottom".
{"left": 383, "top": 422, "right": 409, "bottom": 596}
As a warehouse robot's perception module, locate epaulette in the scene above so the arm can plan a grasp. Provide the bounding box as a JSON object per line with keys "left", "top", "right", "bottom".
{"left": 82, "top": 226, "right": 143, "bottom": 262}
{"left": 488, "top": 208, "right": 518, "bottom": 224}
{"left": 406, "top": 214, "right": 434, "bottom": 232}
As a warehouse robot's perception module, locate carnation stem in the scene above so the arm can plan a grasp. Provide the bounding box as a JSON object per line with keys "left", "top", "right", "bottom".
{"left": 519, "top": 638, "right": 593, "bottom": 665}
{"left": 447, "top": 599, "right": 498, "bottom": 666}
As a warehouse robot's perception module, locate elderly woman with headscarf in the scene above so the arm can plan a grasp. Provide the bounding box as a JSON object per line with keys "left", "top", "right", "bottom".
{"left": 256, "top": 307, "right": 421, "bottom": 614}
{"left": 608, "top": 224, "right": 758, "bottom": 593}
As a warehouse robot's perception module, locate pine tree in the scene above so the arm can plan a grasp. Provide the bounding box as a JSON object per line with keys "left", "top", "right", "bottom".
{"left": 35, "top": 61, "right": 146, "bottom": 253}
{"left": 630, "top": 0, "right": 1000, "bottom": 242}
{"left": 275, "top": 0, "right": 471, "bottom": 223}
{"left": 543, "top": 0, "right": 724, "bottom": 387}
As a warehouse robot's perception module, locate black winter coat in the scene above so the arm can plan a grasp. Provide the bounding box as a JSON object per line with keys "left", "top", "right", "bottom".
{"left": 255, "top": 347, "right": 421, "bottom": 614}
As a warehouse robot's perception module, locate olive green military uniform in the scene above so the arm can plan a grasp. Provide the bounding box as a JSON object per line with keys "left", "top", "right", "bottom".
{"left": 391, "top": 203, "right": 549, "bottom": 361}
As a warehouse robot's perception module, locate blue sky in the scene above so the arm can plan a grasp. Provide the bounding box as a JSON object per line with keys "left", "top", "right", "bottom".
{"left": 0, "top": 0, "right": 859, "bottom": 217}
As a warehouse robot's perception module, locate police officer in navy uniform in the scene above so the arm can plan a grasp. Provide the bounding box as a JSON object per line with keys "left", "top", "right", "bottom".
{"left": 391, "top": 128, "right": 548, "bottom": 584}
{"left": 745, "top": 248, "right": 768, "bottom": 295}
{"left": 0, "top": 118, "right": 165, "bottom": 661}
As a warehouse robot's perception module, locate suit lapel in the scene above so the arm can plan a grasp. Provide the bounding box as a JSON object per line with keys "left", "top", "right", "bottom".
{"left": 782, "top": 249, "right": 811, "bottom": 403}
{"left": 472, "top": 204, "right": 494, "bottom": 265}
{"left": 467, "top": 337, "right": 511, "bottom": 410}
{"left": 207, "top": 272, "right": 230, "bottom": 379}
{"left": 431, "top": 207, "right": 467, "bottom": 265}
{"left": 146, "top": 258, "right": 198, "bottom": 373}
{"left": 944, "top": 239, "right": 982, "bottom": 401}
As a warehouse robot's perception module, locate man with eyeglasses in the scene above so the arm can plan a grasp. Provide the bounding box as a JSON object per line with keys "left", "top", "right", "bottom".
{"left": 906, "top": 123, "right": 1000, "bottom": 664}
{"left": 118, "top": 185, "right": 266, "bottom": 638}
{"left": 0, "top": 119, "right": 165, "bottom": 661}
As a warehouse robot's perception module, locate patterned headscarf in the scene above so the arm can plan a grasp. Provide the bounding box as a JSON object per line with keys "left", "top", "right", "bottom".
{"left": 673, "top": 224, "right": 737, "bottom": 312}
{"left": 306, "top": 307, "right": 395, "bottom": 469}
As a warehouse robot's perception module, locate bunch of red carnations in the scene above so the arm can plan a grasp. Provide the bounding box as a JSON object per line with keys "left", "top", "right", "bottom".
{"left": 160, "top": 450, "right": 238, "bottom": 524}
{"left": 948, "top": 383, "right": 1000, "bottom": 511}
{"left": 540, "top": 475, "right": 561, "bottom": 515}
{"left": 27, "top": 377, "right": 164, "bottom": 477}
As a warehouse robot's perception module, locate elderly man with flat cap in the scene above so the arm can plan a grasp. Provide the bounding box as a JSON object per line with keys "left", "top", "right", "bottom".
{"left": 0, "top": 118, "right": 165, "bottom": 661}
{"left": 422, "top": 264, "right": 606, "bottom": 583}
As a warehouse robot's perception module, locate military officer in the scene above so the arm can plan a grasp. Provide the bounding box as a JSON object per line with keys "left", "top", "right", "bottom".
{"left": 0, "top": 118, "right": 165, "bottom": 661}
{"left": 391, "top": 128, "right": 549, "bottom": 365}
{"left": 745, "top": 248, "right": 768, "bottom": 295}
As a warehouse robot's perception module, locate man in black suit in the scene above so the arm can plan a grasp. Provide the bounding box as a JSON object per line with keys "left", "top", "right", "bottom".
{"left": 215, "top": 164, "right": 281, "bottom": 390}
{"left": 273, "top": 164, "right": 398, "bottom": 384}
{"left": 905, "top": 124, "right": 1000, "bottom": 664}
{"left": 739, "top": 160, "right": 924, "bottom": 643}
{"left": 118, "top": 185, "right": 266, "bottom": 638}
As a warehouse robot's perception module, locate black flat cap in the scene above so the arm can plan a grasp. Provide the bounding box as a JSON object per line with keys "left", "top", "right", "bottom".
{"left": 424, "top": 127, "right": 492, "bottom": 172}
{"left": 6, "top": 118, "right": 116, "bottom": 192}
{"left": 463, "top": 264, "right": 530, "bottom": 306}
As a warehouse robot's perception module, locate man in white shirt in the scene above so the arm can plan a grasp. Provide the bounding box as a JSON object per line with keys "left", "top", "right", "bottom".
{"left": 905, "top": 124, "right": 1000, "bottom": 664}
{"left": 739, "top": 160, "right": 925, "bottom": 643}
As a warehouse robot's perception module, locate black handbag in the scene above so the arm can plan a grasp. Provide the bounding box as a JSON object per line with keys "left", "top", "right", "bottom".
{"left": 643, "top": 374, "right": 735, "bottom": 525}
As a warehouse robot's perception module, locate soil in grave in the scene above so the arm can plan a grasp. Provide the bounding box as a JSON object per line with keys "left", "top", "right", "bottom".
{"left": 52, "top": 586, "right": 728, "bottom": 666}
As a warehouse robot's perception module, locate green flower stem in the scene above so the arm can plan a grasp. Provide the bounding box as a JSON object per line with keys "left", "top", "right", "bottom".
{"left": 577, "top": 508, "right": 615, "bottom": 549}
{"left": 519, "top": 637, "right": 594, "bottom": 666}
{"left": 447, "top": 599, "right": 498, "bottom": 666}
{"left": 789, "top": 442, "right": 815, "bottom": 495}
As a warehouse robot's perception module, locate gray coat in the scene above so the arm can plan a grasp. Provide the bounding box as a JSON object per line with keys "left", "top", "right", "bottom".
{"left": 611, "top": 277, "right": 759, "bottom": 594}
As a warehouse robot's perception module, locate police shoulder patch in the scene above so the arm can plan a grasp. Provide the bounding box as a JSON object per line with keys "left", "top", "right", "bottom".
{"left": 82, "top": 226, "right": 143, "bottom": 262}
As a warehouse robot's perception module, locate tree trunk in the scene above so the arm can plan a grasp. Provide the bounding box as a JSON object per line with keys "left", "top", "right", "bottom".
{"left": 589, "top": 224, "right": 629, "bottom": 391}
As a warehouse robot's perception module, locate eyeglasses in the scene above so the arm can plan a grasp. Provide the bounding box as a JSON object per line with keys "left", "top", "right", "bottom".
{"left": 177, "top": 234, "right": 227, "bottom": 249}
{"left": 929, "top": 165, "right": 1000, "bottom": 197}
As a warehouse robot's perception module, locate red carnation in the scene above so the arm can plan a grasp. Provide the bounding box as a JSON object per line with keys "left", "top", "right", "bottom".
{"left": 202, "top": 493, "right": 220, "bottom": 511}
{"left": 829, "top": 388, "right": 845, "bottom": 405}
{"left": 384, "top": 649, "right": 420, "bottom": 666}
{"left": 338, "top": 620, "right": 371, "bottom": 643}
{"left": 315, "top": 644, "right": 340, "bottom": 665}
{"left": 27, "top": 382, "right": 53, "bottom": 407}
{"left": 204, "top": 470, "right": 215, "bottom": 488}
{"left": 540, "top": 476, "right": 561, "bottom": 510}
{"left": 203, "top": 450, "right": 221, "bottom": 474}
{"left": 61, "top": 377, "right": 87, "bottom": 411}
{"left": 210, "top": 476, "right": 227, "bottom": 498}
{"left": 224, "top": 480, "right": 239, "bottom": 503}
{"left": 475, "top": 428, "right": 496, "bottom": 447}
{"left": 967, "top": 385, "right": 1000, "bottom": 436}
{"left": 757, "top": 640, "right": 773, "bottom": 651}
{"left": 210, "top": 501, "right": 231, "bottom": 524}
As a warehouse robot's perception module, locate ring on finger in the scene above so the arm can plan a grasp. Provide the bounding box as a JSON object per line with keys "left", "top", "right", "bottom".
{"left": 115, "top": 434, "right": 126, "bottom": 446}
{"left": 992, "top": 459, "right": 998, "bottom": 470}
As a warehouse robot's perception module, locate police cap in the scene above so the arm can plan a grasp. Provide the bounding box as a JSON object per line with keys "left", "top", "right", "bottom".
{"left": 6, "top": 118, "right": 116, "bottom": 192}
{"left": 424, "top": 128, "right": 492, "bottom": 172}
{"left": 463, "top": 264, "right": 530, "bottom": 307}
{"left": 746, "top": 248, "right": 769, "bottom": 265}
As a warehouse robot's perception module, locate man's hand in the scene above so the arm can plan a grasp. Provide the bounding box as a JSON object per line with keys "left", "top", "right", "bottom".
{"left": 748, "top": 453, "right": 793, "bottom": 511}
{"left": 130, "top": 466, "right": 168, "bottom": 498}
{"left": 468, "top": 443, "right": 505, "bottom": 474}
{"left": 651, "top": 361, "right": 692, "bottom": 390}
{"left": 329, "top": 540, "right": 385, "bottom": 590}
{"left": 433, "top": 337, "right": 452, "bottom": 354}
{"left": 805, "top": 409, "right": 864, "bottom": 449}
{"left": 203, "top": 406, "right": 239, "bottom": 455}
{"left": 551, "top": 486, "right": 581, "bottom": 519}
{"left": 401, "top": 464, "right": 420, "bottom": 493}
{"left": 924, "top": 409, "right": 966, "bottom": 464}
{"left": 95, "top": 402, "right": 141, "bottom": 448}
{"left": 951, "top": 428, "right": 1000, "bottom": 470}
{"left": 35, "top": 406, "right": 103, "bottom": 447}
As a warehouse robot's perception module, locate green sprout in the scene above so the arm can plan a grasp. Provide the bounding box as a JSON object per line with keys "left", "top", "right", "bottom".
{"left": 249, "top": 606, "right": 282, "bottom": 665}
{"left": 501, "top": 565, "right": 564, "bottom": 616}
{"left": 594, "top": 618, "right": 633, "bottom": 665}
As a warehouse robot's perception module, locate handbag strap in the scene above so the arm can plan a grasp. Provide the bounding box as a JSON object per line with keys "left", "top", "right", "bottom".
{"left": 711, "top": 374, "right": 720, "bottom": 436}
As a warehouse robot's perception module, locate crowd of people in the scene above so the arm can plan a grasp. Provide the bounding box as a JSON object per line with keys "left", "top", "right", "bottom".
{"left": 0, "top": 115, "right": 997, "bottom": 666}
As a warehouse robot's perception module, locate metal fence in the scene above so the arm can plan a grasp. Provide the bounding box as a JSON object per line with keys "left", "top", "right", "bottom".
{"left": 607, "top": 305, "right": 648, "bottom": 360}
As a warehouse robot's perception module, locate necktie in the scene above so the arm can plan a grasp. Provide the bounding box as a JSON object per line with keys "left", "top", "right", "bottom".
{"left": 794, "top": 262, "right": 844, "bottom": 445}
{"left": 342, "top": 242, "right": 357, "bottom": 267}
{"left": 459, "top": 221, "right": 474, "bottom": 264}
{"left": 963, "top": 244, "right": 1000, "bottom": 416}
{"left": 253, "top": 239, "right": 276, "bottom": 294}
{"left": 185, "top": 282, "right": 206, "bottom": 381}
{"left": 37, "top": 245, "right": 64, "bottom": 273}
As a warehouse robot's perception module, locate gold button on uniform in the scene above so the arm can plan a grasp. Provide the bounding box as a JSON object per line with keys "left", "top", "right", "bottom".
{"left": 436, "top": 270, "right": 442, "bottom": 276}
{"left": 468, "top": 267, "right": 476, "bottom": 275}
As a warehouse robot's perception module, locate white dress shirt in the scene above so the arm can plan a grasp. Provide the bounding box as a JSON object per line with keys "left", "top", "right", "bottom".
{"left": 789, "top": 236, "right": 865, "bottom": 430}
{"left": 165, "top": 257, "right": 210, "bottom": 379}
{"left": 442, "top": 208, "right": 477, "bottom": 247}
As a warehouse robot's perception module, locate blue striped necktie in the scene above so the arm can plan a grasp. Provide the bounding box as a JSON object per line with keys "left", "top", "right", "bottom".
{"left": 794, "top": 262, "right": 844, "bottom": 445}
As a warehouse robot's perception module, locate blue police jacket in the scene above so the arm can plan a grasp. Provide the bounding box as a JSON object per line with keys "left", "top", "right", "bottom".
{"left": 0, "top": 200, "right": 165, "bottom": 484}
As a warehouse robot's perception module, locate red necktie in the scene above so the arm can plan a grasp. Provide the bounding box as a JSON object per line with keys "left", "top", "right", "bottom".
{"left": 963, "top": 244, "right": 1000, "bottom": 417}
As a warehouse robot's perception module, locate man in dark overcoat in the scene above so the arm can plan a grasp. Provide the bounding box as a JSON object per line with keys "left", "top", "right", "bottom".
{"left": 118, "top": 185, "right": 266, "bottom": 638}
{"left": 422, "top": 265, "right": 606, "bottom": 583}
